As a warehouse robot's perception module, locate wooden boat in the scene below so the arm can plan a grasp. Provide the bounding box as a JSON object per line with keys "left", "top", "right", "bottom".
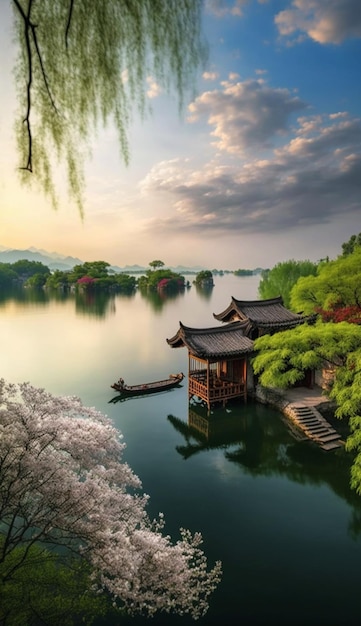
{"left": 110, "top": 373, "right": 184, "bottom": 396}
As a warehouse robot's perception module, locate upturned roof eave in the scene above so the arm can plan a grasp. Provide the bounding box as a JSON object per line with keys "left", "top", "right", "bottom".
{"left": 189, "top": 348, "right": 253, "bottom": 361}
{"left": 166, "top": 321, "right": 254, "bottom": 357}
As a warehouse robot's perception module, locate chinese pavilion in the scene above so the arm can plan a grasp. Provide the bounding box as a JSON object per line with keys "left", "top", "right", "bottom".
{"left": 167, "top": 296, "right": 314, "bottom": 410}
{"left": 167, "top": 321, "right": 253, "bottom": 410}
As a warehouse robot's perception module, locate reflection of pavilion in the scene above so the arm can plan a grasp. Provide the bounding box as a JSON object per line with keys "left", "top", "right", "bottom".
{"left": 167, "top": 297, "right": 313, "bottom": 410}
{"left": 167, "top": 405, "right": 361, "bottom": 534}
{"left": 188, "top": 405, "right": 243, "bottom": 440}
{"left": 167, "top": 403, "right": 254, "bottom": 461}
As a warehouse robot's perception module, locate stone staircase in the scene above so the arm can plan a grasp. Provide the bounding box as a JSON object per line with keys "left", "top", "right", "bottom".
{"left": 286, "top": 404, "right": 343, "bottom": 451}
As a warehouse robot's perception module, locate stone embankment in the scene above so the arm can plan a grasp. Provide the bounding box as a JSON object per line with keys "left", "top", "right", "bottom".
{"left": 254, "top": 384, "right": 344, "bottom": 451}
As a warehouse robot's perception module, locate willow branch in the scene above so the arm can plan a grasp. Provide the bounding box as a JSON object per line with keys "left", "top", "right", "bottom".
{"left": 12, "top": 0, "right": 60, "bottom": 174}
{"left": 65, "top": 0, "right": 75, "bottom": 48}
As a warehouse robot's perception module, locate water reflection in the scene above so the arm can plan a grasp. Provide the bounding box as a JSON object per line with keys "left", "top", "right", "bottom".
{"left": 168, "top": 400, "right": 361, "bottom": 537}
{"left": 0, "top": 286, "right": 53, "bottom": 307}
{"left": 138, "top": 286, "right": 188, "bottom": 312}
{"left": 194, "top": 284, "right": 214, "bottom": 301}
{"left": 0, "top": 286, "right": 136, "bottom": 318}
{"left": 74, "top": 290, "right": 119, "bottom": 318}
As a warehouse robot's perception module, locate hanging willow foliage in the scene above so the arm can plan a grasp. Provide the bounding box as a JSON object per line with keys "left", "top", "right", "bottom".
{"left": 11, "top": 0, "right": 207, "bottom": 214}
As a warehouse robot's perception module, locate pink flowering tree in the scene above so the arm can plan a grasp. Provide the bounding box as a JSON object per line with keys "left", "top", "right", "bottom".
{"left": 0, "top": 379, "right": 221, "bottom": 619}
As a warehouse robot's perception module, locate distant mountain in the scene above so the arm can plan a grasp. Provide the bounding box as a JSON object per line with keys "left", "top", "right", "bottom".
{"left": 0, "top": 247, "right": 83, "bottom": 270}
{"left": 171, "top": 265, "right": 205, "bottom": 274}
{"left": 119, "top": 264, "right": 147, "bottom": 273}
{"left": 0, "top": 246, "right": 237, "bottom": 274}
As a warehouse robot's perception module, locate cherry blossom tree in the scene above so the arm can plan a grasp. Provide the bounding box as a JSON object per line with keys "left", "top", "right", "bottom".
{"left": 0, "top": 379, "right": 221, "bottom": 619}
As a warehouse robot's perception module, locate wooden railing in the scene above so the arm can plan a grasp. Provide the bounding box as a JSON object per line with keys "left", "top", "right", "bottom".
{"left": 189, "top": 374, "right": 246, "bottom": 405}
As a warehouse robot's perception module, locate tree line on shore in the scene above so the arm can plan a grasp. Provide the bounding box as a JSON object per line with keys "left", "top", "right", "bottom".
{"left": 0, "top": 257, "right": 261, "bottom": 294}
{"left": 253, "top": 232, "right": 361, "bottom": 494}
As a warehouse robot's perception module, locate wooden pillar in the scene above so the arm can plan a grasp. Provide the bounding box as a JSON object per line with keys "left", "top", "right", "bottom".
{"left": 206, "top": 360, "right": 211, "bottom": 412}
{"left": 243, "top": 358, "right": 247, "bottom": 401}
{"left": 188, "top": 353, "right": 193, "bottom": 401}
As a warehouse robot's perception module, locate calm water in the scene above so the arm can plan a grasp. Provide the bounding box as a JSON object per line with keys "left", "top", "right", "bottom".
{"left": 1, "top": 274, "right": 361, "bottom": 625}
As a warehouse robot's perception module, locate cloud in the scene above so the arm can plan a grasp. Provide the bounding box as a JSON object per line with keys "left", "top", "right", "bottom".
{"left": 205, "top": 0, "right": 249, "bottom": 17}
{"left": 203, "top": 71, "right": 220, "bottom": 81}
{"left": 140, "top": 113, "right": 361, "bottom": 237}
{"left": 275, "top": 0, "right": 361, "bottom": 44}
{"left": 188, "top": 78, "right": 307, "bottom": 153}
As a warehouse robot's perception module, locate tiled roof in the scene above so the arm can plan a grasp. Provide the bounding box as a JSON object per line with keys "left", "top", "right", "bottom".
{"left": 214, "top": 296, "right": 311, "bottom": 329}
{"left": 167, "top": 321, "right": 254, "bottom": 359}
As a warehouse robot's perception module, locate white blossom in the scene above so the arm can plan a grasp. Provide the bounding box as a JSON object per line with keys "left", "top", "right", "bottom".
{"left": 0, "top": 379, "right": 221, "bottom": 618}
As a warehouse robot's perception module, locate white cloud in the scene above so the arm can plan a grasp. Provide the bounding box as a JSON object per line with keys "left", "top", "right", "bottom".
{"left": 140, "top": 113, "right": 361, "bottom": 237}
{"left": 203, "top": 71, "right": 220, "bottom": 81}
{"left": 275, "top": 0, "right": 361, "bottom": 44}
{"left": 187, "top": 78, "right": 307, "bottom": 153}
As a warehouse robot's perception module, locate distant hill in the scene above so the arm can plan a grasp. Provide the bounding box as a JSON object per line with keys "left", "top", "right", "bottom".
{"left": 0, "top": 247, "right": 84, "bottom": 270}
{"left": 0, "top": 247, "right": 206, "bottom": 274}
{"left": 0, "top": 246, "right": 263, "bottom": 275}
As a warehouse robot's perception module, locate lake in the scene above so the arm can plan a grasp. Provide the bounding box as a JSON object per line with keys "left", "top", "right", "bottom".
{"left": 1, "top": 274, "right": 361, "bottom": 625}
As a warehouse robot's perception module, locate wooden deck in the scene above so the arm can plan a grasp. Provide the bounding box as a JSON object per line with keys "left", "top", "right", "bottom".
{"left": 189, "top": 375, "right": 246, "bottom": 409}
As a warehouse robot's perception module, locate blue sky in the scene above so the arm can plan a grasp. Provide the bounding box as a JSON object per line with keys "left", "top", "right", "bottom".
{"left": 1, "top": 0, "right": 361, "bottom": 269}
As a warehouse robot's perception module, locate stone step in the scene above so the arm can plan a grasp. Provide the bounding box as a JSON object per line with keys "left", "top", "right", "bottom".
{"left": 315, "top": 433, "right": 342, "bottom": 443}
{"left": 286, "top": 401, "right": 341, "bottom": 451}
{"left": 306, "top": 430, "right": 333, "bottom": 437}
{"left": 300, "top": 420, "right": 330, "bottom": 428}
{"left": 296, "top": 416, "right": 317, "bottom": 421}
{"left": 321, "top": 441, "right": 343, "bottom": 450}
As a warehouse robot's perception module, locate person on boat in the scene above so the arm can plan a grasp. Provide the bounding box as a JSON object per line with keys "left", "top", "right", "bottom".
{"left": 117, "top": 377, "right": 125, "bottom": 389}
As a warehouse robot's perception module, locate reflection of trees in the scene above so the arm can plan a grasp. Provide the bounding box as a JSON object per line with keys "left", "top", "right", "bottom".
{"left": 167, "top": 401, "right": 361, "bottom": 537}
{"left": 74, "top": 291, "right": 118, "bottom": 318}
{"left": 72, "top": 289, "right": 135, "bottom": 318}
{"left": 138, "top": 287, "right": 186, "bottom": 313}
{"left": 194, "top": 284, "right": 213, "bottom": 301}
{"left": 0, "top": 286, "right": 52, "bottom": 307}
{"left": 0, "top": 286, "right": 136, "bottom": 319}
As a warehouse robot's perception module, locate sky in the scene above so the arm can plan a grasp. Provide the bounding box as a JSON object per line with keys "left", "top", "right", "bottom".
{"left": 1, "top": 0, "right": 361, "bottom": 270}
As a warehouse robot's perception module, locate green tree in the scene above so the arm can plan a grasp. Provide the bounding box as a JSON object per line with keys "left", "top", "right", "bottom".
{"left": 11, "top": 0, "right": 206, "bottom": 213}
{"left": 138, "top": 268, "right": 184, "bottom": 291}
{"left": 194, "top": 270, "right": 214, "bottom": 286}
{"left": 342, "top": 232, "right": 361, "bottom": 256}
{"left": 149, "top": 260, "right": 165, "bottom": 271}
{"left": 0, "top": 264, "right": 18, "bottom": 288}
{"left": 258, "top": 259, "right": 318, "bottom": 309}
{"left": 252, "top": 322, "right": 361, "bottom": 494}
{"left": 234, "top": 268, "right": 253, "bottom": 276}
{"left": 0, "top": 540, "right": 114, "bottom": 625}
{"left": 45, "top": 269, "right": 70, "bottom": 289}
{"left": 290, "top": 247, "right": 361, "bottom": 315}
{"left": 113, "top": 272, "right": 136, "bottom": 292}
{"left": 12, "top": 259, "right": 51, "bottom": 279}
{"left": 68, "top": 261, "right": 110, "bottom": 282}
{"left": 25, "top": 272, "right": 48, "bottom": 287}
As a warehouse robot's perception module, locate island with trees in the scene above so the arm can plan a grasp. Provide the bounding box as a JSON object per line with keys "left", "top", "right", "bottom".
{"left": 193, "top": 270, "right": 214, "bottom": 288}
{"left": 137, "top": 260, "right": 187, "bottom": 292}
